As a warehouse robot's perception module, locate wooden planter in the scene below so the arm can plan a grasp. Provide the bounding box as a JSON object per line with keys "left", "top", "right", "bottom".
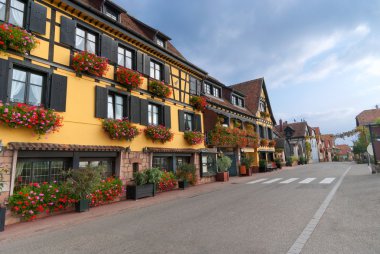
{"left": 75, "top": 199, "right": 90, "bottom": 213}
{"left": 0, "top": 207, "right": 5, "bottom": 232}
{"left": 239, "top": 165, "right": 247, "bottom": 175}
{"left": 178, "top": 180, "right": 188, "bottom": 190}
{"left": 216, "top": 172, "right": 229, "bottom": 182}
{"left": 126, "top": 183, "right": 155, "bottom": 200}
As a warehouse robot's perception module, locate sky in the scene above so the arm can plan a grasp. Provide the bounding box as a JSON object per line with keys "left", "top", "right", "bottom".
{"left": 115, "top": 0, "right": 380, "bottom": 144}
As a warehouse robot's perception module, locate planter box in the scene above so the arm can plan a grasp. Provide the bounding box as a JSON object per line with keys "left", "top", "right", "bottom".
{"left": 216, "top": 172, "right": 229, "bottom": 182}
{"left": 0, "top": 207, "right": 5, "bottom": 232}
{"left": 75, "top": 199, "right": 90, "bottom": 213}
{"left": 127, "top": 183, "right": 155, "bottom": 200}
{"left": 246, "top": 167, "right": 252, "bottom": 176}
{"left": 178, "top": 180, "right": 188, "bottom": 190}
{"left": 251, "top": 166, "right": 259, "bottom": 174}
{"left": 239, "top": 165, "right": 247, "bottom": 175}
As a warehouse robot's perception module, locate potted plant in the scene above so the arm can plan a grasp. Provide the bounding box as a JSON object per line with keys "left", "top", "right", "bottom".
{"left": 66, "top": 166, "right": 103, "bottom": 212}
{"left": 127, "top": 168, "right": 162, "bottom": 200}
{"left": 189, "top": 96, "right": 207, "bottom": 111}
{"left": 176, "top": 163, "right": 196, "bottom": 190}
{"left": 148, "top": 80, "right": 172, "bottom": 98}
{"left": 184, "top": 131, "right": 204, "bottom": 145}
{"left": 144, "top": 125, "right": 174, "bottom": 144}
{"left": 216, "top": 155, "right": 232, "bottom": 182}
{"left": 259, "top": 159, "right": 267, "bottom": 173}
{"left": 275, "top": 158, "right": 283, "bottom": 169}
{"left": 240, "top": 157, "right": 254, "bottom": 176}
{"left": 115, "top": 67, "right": 143, "bottom": 91}
{"left": 0, "top": 23, "right": 38, "bottom": 54}
{"left": 0, "top": 168, "right": 9, "bottom": 232}
{"left": 102, "top": 119, "right": 140, "bottom": 141}
{"left": 72, "top": 51, "right": 109, "bottom": 77}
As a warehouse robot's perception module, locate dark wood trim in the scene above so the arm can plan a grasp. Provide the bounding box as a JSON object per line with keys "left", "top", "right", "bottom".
{"left": 48, "top": 9, "right": 57, "bottom": 62}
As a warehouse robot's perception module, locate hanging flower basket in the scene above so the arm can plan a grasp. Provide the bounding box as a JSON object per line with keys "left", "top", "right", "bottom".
{"left": 102, "top": 119, "right": 140, "bottom": 141}
{"left": 144, "top": 125, "right": 174, "bottom": 143}
{"left": 207, "top": 125, "right": 258, "bottom": 148}
{"left": 268, "top": 140, "right": 276, "bottom": 147}
{"left": 0, "top": 23, "right": 38, "bottom": 54}
{"left": 260, "top": 139, "right": 269, "bottom": 147}
{"left": 72, "top": 51, "right": 109, "bottom": 77}
{"left": 116, "top": 67, "right": 143, "bottom": 91}
{"left": 148, "top": 80, "right": 172, "bottom": 98}
{"left": 184, "top": 131, "right": 204, "bottom": 145}
{"left": 189, "top": 96, "right": 207, "bottom": 111}
{"left": 0, "top": 102, "right": 63, "bottom": 138}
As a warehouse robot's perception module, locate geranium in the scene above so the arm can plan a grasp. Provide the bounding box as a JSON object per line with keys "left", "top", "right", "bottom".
{"left": 102, "top": 119, "right": 140, "bottom": 141}
{"left": 207, "top": 124, "right": 258, "bottom": 148}
{"left": 88, "top": 177, "right": 123, "bottom": 207}
{"left": 148, "top": 80, "right": 172, "bottom": 98}
{"left": 144, "top": 125, "right": 174, "bottom": 143}
{"left": 0, "top": 23, "right": 38, "bottom": 54}
{"left": 157, "top": 171, "right": 177, "bottom": 192}
{"left": 116, "top": 67, "right": 143, "bottom": 91}
{"left": 269, "top": 140, "right": 276, "bottom": 147}
{"left": 189, "top": 96, "right": 207, "bottom": 111}
{"left": 72, "top": 51, "right": 109, "bottom": 77}
{"left": 184, "top": 131, "right": 204, "bottom": 145}
{"left": 0, "top": 102, "right": 63, "bottom": 138}
{"left": 260, "top": 139, "right": 269, "bottom": 147}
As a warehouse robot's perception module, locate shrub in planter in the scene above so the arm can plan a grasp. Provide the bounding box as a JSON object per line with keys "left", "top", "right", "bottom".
{"left": 72, "top": 51, "right": 109, "bottom": 77}
{"left": 102, "top": 119, "right": 140, "bottom": 141}
{"left": 189, "top": 96, "right": 207, "bottom": 111}
{"left": 177, "top": 163, "right": 196, "bottom": 188}
{"left": 240, "top": 157, "right": 254, "bottom": 176}
{"left": 89, "top": 177, "right": 123, "bottom": 207}
{"left": 0, "top": 23, "right": 38, "bottom": 54}
{"left": 148, "top": 80, "right": 171, "bottom": 98}
{"left": 275, "top": 158, "right": 282, "bottom": 169}
{"left": 127, "top": 168, "right": 162, "bottom": 200}
{"left": 286, "top": 158, "right": 293, "bottom": 167}
{"left": 184, "top": 131, "right": 204, "bottom": 145}
{"left": 0, "top": 103, "right": 63, "bottom": 138}
{"left": 144, "top": 125, "right": 174, "bottom": 144}
{"left": 259, "top": 160, "right": 267, "bottom": 172}
{"left": 298, "top": 156, "right": 306, "bottom": 165}
{"left": 0, "top": 168, "right": 9, "bottom": 231}
{"left": 157, "top": 171, "right": 177, "bottom": 192}
{"left": 216, "top": 156, "right": 232, "bottom": 182}
{"left": 116, "top": 67, "right": 143, "bottom": 91}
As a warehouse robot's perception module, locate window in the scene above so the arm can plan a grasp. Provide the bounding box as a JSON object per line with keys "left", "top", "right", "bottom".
{"left": 201, "top": 154, "right": 217, "bottom": 176}
{"left": 150, "top": 60, "right": 162, "bottom": 80}
{"left": 189, "top": 76, "right": 199, "bottom": 95}
{"left": 232, "top": 95, "right": 244, "bottom": 107}
{"left": 16, "top": 159, "right": 69, "bottom": 187}
{"left": 0, "top": 0, "right": 26, "bottom": 27}
{"left": 118, "top": 47, "right": 133, "bottom": 69}
{"left": 79, "top": 158, "right": 114, "bottom": 178}
{"left": 75, "top": 27, "right": 97, "bottom": 54}
{"left": 104, "top": 5, "right": 119, "bottom": 21}
{"left": 152, "top": 157, "right": 171, "bottom": 171}
{"left": 213, "top": 87, "right": 220, "bottom": 98}
{"left": 10, "top": 68, "right": 44, "bottom": 106}
{"left": 148, "top": 103, "right": 160, "bottom": 126}
{"left": 268, "top": 128, "right": 273, "bottom": 140}
{"left": 176, "top": 157, "right": 190, "bottom": 168}
{"left": 184, "top": 113, "right": 193, "bottom": 131}
{"left": 259, "top": 125, "right": 265, "bottom": 138}
{"left": 259, "top": 100, "right": 266, "bottom": 112}
{"left": 107, "top": 93, "right": 125, "bottom": 120}
{"left": 156, "top": 37, "right": 164, "bottom": 47}
{"left": 205, "top": 83, "right": 212, "bottom": 94}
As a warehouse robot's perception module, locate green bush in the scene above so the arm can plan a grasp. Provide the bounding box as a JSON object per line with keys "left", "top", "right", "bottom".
{"left": 176, "top": 163, "right": 196, "bottom": 185}
{"left": 241, "top": 157, "right": 254, "bottom": 167}
{"left": 65, "top": 166, "right": 104, "bottom": 200}
{"left": 275, "top": 158, "right": 282, "bottom": 169}
{"left": 259, "top": 160, "right": 267, "bottom": 172}
{"left": 298, "top": 156, "right": 306, "bottom": 165}
{"left": 217, "top": 156, "right": 232, "bottom": 172}
{"left": 133, "top": 171, "right": 147, "bottom": 186}
{"left": 286, "top": 158, "right": 292, "bottom": 167}
{"left": 145, "top": 168, "right": 163, "bottom": 184}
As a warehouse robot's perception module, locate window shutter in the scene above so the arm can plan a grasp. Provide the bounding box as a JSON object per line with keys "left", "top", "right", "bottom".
{"left": 164, "top": 105, "right": 171, "bottom": 128}
{"left": 164, "top": 64, "right": 170, "bottom": 84}
{"left": 136, "top": 51, "right": 143, "bottom": 73}
{"left": 194, "top": 114, "right": 202, "bottom": 132}
{"left": 101, "top": 34, "right": 117, "bottom": 63}
{"left": 49, "top": 74, "right": 67, "bottom": 112}
{"left": 60, "top": 16, "right": 77, "bottom": 47}
{"left": 143, "top": 54, "right": 151, "bottom": 77}
{"left": 129, "top": 96, "right": 141, "bottom": 123}
{"left": 95, "top": 86, "right": 108, "bottom": 118}
{"left": 178, "top": 110, "right": 185, "bottom": 132}
{"left": 28, "top": 2, "right": 47, "bottom": 35}
{"left": 123, "top": 96, "right": 129, "bottom": 119}
{"left": 0, "top": 59, "right": 9, "bottom": 103}
{"left": 140, "top": 99, "right": 149, "bottom": 126}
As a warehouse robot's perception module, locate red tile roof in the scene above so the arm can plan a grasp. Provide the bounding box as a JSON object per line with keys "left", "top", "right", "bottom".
{"left": 8, "top": 143, "right": 125, "bottom": 152}
{"left": 205, "top": 95, "right": 255, "bottom": 117}
{"left": 356, "top": 109, "right": 380, "bottom": 126}
{"left": 275, "top": 122, "right": 309, "bottom": 138}
{"left": 321, "top": 135, "right": 335, "bottom": 149}
{"left": 336, "top": 144, "right": 352, "bottom": 155}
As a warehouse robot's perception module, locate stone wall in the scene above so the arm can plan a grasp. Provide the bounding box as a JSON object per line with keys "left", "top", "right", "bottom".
{"left": 119, "top": 151, "right": 150, "bottom": 185}
{"left": 0, "top": 149, "right": 13, "bottom": 204}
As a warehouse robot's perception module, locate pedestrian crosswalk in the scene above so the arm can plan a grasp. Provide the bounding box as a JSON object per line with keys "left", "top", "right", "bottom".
{"left": 246, "top": 177, "right": 336, "bottom": 185}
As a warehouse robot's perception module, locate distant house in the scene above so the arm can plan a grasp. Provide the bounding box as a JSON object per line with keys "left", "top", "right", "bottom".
{"left": 308, "top": 126, "right": 320, "bottom": 163}
{"left": 356, "top": 107, "right": 380, "bottom": 127}
{"left": 336, "top": 145, "right": 353, "bottom": 161}
{"left": 321, "top": 135, "right": 336, "bottom": 162}
{"left": 314, "top": 127, "right": 325, "bottom": 162}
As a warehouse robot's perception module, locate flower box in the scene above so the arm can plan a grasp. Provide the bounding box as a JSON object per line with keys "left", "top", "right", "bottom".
{"left": 72, "top": 51, "right": 109, "bottom": 77}
{"left": 0, "top": 207, "right": 5, "bottom": 232}
{"left": 216, "top": 172, "right": 229, "bottom": 182}
{"left": 207, "top": 125, "right": 258, "bottom": 148}
{"left": 268, "top": 140, "right": 276, "bottom": 147}
{"left": 189, "top": 96, "right": 207, "bottom": 111}
{"left": 148, "top": 80, "right": 171, "bottom": 98}
{"left": 126, "top": 183, "right": 155, "bottom": 200}
{"left": 184, "top": 131, "right": 204, "bottom": 145}
{"left": 144, "top": 125, "right": 174, "bottom": 144}
{"left": 116, "top": 67, "right": 143, "bottom": 91}
{"left": 102, "top": 119, "right": 139, "bottom": 141}
{"left": 75, "top": 199, "right": 90, "bottom": 213}
{"left": 0, "top": 23, "right": 38, "bottom": 54}
{"left": 178, "top": 180, "right": 188, "bottom": 190}
{"left": 260, "top": 139, "right": 269, "bottom": 147}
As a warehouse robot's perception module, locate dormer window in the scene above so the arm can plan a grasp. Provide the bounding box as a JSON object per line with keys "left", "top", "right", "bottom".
{"left": 104, "top": 4, "right": 119, "bottom": 21}
{"left": 232, "top": 95, "right": 244, "bottom": 107}
{"left": 156, "top": 37, "right": 164, "bottom": 47}
{"left": 259, "top": 100, "right": 266, "bottom": 112}
{"left": 204, "top": 83, "right": 221, "bottom": 98}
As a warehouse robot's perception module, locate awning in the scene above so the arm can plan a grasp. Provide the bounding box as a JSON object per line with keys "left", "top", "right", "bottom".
{"left": 241, "top": 148, "right": 255, "bottom": 153}
{"left": 8, "top": 142, "right": 125, "bottom": 152}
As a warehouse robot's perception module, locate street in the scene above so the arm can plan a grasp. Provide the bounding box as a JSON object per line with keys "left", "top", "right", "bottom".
{"left": 1, "top": 162, "right": 379, "bottom": 254}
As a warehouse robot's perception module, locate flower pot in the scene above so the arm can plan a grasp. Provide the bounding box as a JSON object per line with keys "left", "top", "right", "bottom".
{"left": 246, "top": 167, "right": 253, "bottom": 176}
{"left": 178, "top": 180, "right": 188, "bottom": 190}
{"left": 0, "top": 207, "right": 5, "bottom": 232}
{"left": 216, "top": 172, "right": 229, "bottom": 182}
{"left": 126, "top": 183, "right": 155, "bottom": 200}
{"left": 239, "top": 165, "right": 247, "bottom": 176}
{"left": 75, "top": 199, "right": 90, "bottom": 213}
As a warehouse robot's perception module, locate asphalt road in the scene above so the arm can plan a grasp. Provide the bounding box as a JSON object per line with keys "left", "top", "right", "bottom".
{"left": 1, "top": 162, "right": 379, "bottom": 254}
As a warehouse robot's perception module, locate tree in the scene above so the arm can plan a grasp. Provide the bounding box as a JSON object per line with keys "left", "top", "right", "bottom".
{"left": 352, "top": 127, "right": 369, "bottom": 156}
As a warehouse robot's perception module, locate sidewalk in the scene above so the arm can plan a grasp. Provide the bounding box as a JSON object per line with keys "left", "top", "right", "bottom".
{"left": 0, "top": 168, "right": 288, "bottom": 242}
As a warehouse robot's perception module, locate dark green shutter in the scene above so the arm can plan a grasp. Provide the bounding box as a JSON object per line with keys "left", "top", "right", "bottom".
{"left": 49, "top": 74, "right": 67, "bottom": 112}
{"left": 136, "top": 51, "right": 143, "bottom": 73}
{"left": 143, "top": 54, "right": 151, "bottom": 77}
{"left": 123, "top": 96, "right": 129, "bottom": 119}
{"left": 164, "top": 105, "right": 171, "bottom": 128}
{"left": 60, "top": 16, "right": 77, "bottom": 47}
{"left": 95, "top": 86, "right": 108, "bottom": 118}
{"left": 178, "top": 110, "right": 185, "bottom": 132}
{"left": 194, "top": 114, "right": 202, "bottom": 132}
{"left": 0, "top": 59, "right": 9, "bottom": 103}
{"left": 140, "top": 99, "right": 149, "bottom": 126}
{"left": 28, "top": 2, "right": 47, "bottom": 35}
{"left": 129, "top": 96, "right": 140, "bottom": 123}
{"left": 101, "top": 34, "right": 117, "bottom": 63}
{"left": 164, "top": 64, "right": 170, "bottom": 84}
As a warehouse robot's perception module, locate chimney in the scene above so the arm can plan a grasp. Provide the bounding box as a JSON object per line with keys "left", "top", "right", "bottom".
{"left": 280, "top": 119, "right": 283, "bottom": 132}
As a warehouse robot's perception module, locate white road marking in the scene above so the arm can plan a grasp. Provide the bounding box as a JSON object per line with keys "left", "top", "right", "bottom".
{"left": 246, "top": 178, "right": 268, "bottom": 184}
{"left": 263, "top": 178, "right": 282, "bottom": 184}
{"left": 299, "top": 178, "right": 316, "bottom": 184}
{"left": 287, "top": 166, "right": 352, "bottom": 254}
{"left": 280, "top": 178, "right": 299, "bottom": 184}
{"left": 319, "top": 178, "right": 335, "bottom": 184}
